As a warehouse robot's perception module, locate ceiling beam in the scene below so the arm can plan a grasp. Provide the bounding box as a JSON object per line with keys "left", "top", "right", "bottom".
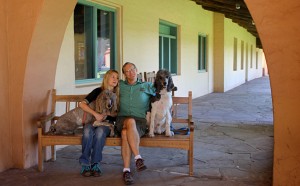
{"left": 191, "top": 0, "right": 262, "bottom": 48}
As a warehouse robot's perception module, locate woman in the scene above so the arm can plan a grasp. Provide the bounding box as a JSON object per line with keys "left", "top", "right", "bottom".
{"left": 78, "top": 70, "right": 119, "bottom": 177}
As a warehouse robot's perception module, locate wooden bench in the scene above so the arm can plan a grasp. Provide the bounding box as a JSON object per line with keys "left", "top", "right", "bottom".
{"left": 37, "top": 89, "right": 194, "bottom": 175}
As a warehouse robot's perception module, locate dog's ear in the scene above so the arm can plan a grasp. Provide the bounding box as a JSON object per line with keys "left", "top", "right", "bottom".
{"left": 172, "top": 86, "right": 178, "bottom": 91}
{"left": 154, "top": 77, "right": 159, "bottom": 89}
{"left": 154, "top": 77, "right": 161, "bottom": 92}
{"left": 167, "top": 76, "right": 175, "bottom": 92}
{"left": 112, "top": 94, "right": 118, "bottom": 112}
{"left": 150, "top": 93, "right": 161, "bottom": 103}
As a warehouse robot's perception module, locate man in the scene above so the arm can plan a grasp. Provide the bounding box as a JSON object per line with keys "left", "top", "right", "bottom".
{"left": 116, "top": 62, "right": 156, "bottom": 185}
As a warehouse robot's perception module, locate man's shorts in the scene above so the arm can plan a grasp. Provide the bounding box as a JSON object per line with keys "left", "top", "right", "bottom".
{"left": 116, "top": 116, "right": 147, "bottom": 137}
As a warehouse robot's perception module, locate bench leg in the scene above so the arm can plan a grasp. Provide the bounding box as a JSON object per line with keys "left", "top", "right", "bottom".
{"left": 38, "top": 128, "right": 44, "bottom": 172}
{"left": 51, "top": 145, "right": 56, "bottom": 161}
{"left": 38, "top": 147, "right": 44, "bottom": 172}
{"left": 188, "top": 130, "right": 194, "bottom": 176}
{"left": 188, "top": 149, "right": 193, "bottom": 176}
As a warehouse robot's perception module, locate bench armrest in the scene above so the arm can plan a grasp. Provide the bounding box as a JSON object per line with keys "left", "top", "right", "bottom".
{"left": 37, "top": 112, "right": 55, "bottom": 128}
{"left": 188, "top": 114, "right": 194, "bottom": 132}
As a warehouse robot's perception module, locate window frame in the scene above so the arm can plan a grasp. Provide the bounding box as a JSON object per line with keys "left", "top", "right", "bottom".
{"left": 74, "top": 0, "right": 117, "bottom": 85}
{"left": 233, "top": 37, "right": 238, "bottom": 71}
{"left": 250, "top": 44, "right": 253, "bottom": 68}
{"left": 241, "top": 40, "right": 244, "bottom": 70}
{"left": 159, "top": 20, "right": 178, "bottom": 75}
{"left": 198, "top": 34, "right": 207, "bottom": 72}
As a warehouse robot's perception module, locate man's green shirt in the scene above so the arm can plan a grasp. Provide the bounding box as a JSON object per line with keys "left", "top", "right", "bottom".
{"left": 118, "top": 80, "right": 156, "bottom": 119}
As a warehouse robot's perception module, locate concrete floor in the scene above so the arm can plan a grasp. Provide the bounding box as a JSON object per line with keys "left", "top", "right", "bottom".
{"left": 0, "top": 76, "right": 273, "bottom": 186}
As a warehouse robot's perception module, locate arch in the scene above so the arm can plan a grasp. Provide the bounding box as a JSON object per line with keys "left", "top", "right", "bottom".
{"left": 20, "top": 0, "right": 77, "bottom": 168}
{"left": 245, "top": 1, "right": 300, "bottom": 185}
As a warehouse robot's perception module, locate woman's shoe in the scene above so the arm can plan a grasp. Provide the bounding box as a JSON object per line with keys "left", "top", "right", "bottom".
{"left": 80, "top": 165, "right": 91, "bottom": 177}
{"left": 91, "top": 163, "right": 102, "bottom": 177}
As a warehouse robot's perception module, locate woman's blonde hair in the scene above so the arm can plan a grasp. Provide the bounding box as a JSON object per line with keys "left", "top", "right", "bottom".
{"left": 101, "top": 69, "right": 120, "bottom": 107}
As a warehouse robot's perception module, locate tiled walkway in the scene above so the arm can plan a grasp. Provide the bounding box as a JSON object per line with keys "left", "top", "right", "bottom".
{"left": 0, "top": 77, "right": 273, "bottom": 186}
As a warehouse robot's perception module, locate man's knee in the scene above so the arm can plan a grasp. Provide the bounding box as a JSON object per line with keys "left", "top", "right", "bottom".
{"left": 124, "top": 118, "right": 136, "bottom": 129}
{"left": 121, "top": 129, "right": 127, "bottom": 140}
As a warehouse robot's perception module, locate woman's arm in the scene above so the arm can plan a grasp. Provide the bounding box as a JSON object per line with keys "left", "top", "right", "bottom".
{"left": 79, "top": 101, "right": 106, "bottom": 121}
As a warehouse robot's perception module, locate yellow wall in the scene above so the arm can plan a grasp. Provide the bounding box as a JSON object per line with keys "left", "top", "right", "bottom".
{"left": 224, "top": 18, "right": 259, "bottom": 91}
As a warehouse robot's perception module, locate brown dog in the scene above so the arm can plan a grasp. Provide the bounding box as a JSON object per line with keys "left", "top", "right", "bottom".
{"left": 49, "top": 89, "right": 117, "bottom": 135}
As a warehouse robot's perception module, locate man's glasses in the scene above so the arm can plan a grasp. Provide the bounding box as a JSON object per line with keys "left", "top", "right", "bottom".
{"left": 124, "top": 67, "right": 136, "bottom": 74}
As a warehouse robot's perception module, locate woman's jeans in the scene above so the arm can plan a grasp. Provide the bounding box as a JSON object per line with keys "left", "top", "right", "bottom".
{"left": 79, "top": 124, "right": 110, "bottom": 166}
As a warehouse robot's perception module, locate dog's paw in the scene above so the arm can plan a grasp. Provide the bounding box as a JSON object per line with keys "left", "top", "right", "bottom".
{"left": 49, "top": 125, "right": 56, "bottom": 132}
{"left": 93, "top": 121, "right": 102, "bottom": 127}
{"left": 165, "top": 131, "right": 174, "bottom": 137}
{"left": 146, "top": 112, "right": 151, "bottom": 125}
{"left": 109, "top": 131, "right": 115, "bottom": 137}
{"left": 148, "top": 133, "right": 155, "bottom": 138}
{"left": 156, "top": 128, "right": 163, "bottom": 134}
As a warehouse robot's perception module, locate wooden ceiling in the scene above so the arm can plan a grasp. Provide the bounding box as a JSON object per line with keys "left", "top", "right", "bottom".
{"left": 191, "top": 0, "right": 262, "bottom": 48}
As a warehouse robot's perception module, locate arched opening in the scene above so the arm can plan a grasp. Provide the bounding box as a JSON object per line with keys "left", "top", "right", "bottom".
{"left": 19, "top": 1, "right": 300, "bottom": 185}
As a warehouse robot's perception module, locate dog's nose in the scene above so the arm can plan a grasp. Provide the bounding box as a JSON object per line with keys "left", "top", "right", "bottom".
{"left": 107, "top": 99, "right": 112, "bottom": 108}
{"left": 163, "top": 82, "right": 167, "bottom": 86}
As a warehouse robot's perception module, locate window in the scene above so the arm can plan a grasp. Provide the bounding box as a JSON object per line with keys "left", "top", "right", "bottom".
{"left": 159, "top": 21, "right": 177, "bottom": 74}
{"left": 74, "top": 1, "right": 116, "bottom": 83}
{"left": 241, "top": 40, "right": 244, "bottom": 70}
{"left": 198, "top": 34, "right": 207, "bottom": 71}
{"left": 233, "top": 37, "right": 237, "bottom": 71}
{"left": 256, "top": 50, "right": 258, "bottom": 69}
{"left": 250, "top": 45, "right": 253, "bottom": 68}
{"left": 246, "top": 43, "right": 248, "bottom": 69}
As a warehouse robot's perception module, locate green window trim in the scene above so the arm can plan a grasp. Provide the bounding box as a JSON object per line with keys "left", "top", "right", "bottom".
{"left": 233, "top": 37, "right": 238, "bottom": 71}
{"left": 198, "top": 34, "right": 207, "bottom": 72}
{"left": 74, "top": 0, "right": 116, "bottom": 85}
{"left": 241, "top": 40, "right": 244, "bottom": 70}
{"left": 159, "top": 20, "right": 178, "bottom": 74}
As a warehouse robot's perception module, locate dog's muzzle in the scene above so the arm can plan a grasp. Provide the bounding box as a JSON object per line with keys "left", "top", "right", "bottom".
{"left": 163, "top": 77, "right": 169, "bottom": 88}
{"left": 106, "top": 99, "right": 113, "bottom": 109}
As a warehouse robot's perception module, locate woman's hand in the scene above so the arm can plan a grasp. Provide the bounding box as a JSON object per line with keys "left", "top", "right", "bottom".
{"left": 94, "top": 112, "right": 107, "bottom": 121}
{"left": 79, "top": 101, "right": 107, "bottom": 121}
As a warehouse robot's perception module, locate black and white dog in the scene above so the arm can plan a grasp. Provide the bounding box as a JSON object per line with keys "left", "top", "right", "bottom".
{"left": 148, "top": 69, "right": 177, "bottom": 137}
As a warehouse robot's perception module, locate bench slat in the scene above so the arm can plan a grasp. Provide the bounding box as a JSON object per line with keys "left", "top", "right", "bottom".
{"left": 55, "top": 95, "right": 86, "bottom": 102}
{"left": 41, "top": 135, "right": 190, "bottom": 150}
